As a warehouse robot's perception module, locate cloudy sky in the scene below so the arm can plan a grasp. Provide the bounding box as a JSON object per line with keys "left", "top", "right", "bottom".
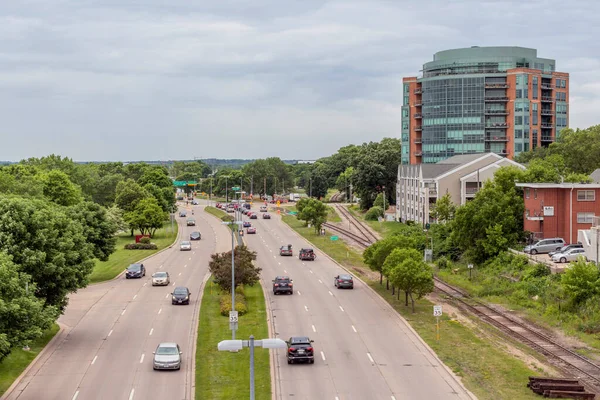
{"left": 1, "top": 0, "right": 598, "bottom": 162}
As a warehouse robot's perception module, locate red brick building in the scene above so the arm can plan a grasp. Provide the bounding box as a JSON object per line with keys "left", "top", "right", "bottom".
{"left": 516, "top": 183, "right": 600, "bottom": 243}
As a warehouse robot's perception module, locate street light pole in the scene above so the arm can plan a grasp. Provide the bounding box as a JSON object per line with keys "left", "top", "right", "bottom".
{"left": 249, "top": 335, "right": 255, "bottom": 400}
{"left": 209, "top": 177, "right": 213, "bottom": 206}
{"left": 222, "top": 220, "right": 242, "bottom": 339}
{"left": 309, "top": 178, "right": 312, "bottom": 198}
{"left": 226, "top": 176, "right": 229, "bottom": 203}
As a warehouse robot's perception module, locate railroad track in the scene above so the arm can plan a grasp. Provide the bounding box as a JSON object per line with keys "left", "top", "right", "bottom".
{"left": 434, "top": 277, "right": 600, "bottom": 390}
{"left": 333, "top": 204, "right": 379, "bottom": 244}
{"left": 322, "top": 222, "right": 372, "bottom": 248}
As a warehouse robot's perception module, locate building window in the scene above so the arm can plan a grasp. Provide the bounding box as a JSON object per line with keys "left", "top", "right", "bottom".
{"left": 402, "top": 121, "right": 409, "bottom": 129}
{"left": 524, "top": 115, "right": 530, "bottom": 125}
{"left": 524, "top": 88, "right": 528, "bottom": 98}
{"left": 525, "top": 209, "right": 530, "bottom": 218}
{"left": 577, "top": 190, "right": 595, "bottom": 201}
{"left": 402, "top": 108, "right": 408, "bottom": 117}
{"left": 403, "top": 95, "right": 409, "bottom": 105}
{"left": 534, "top": 188, "right": 538, "bottom": 199}
{"left": 525, "top": 188, "right": 530, "bottom": 199}
{"left": 516, "top": 89, "right": 522, "bottom": 98}
{"left": 515, "top": 129, "right": 523, "bottom": 139}
{"left": 515, "top": 116, "right": 523, "bottom": 125}
{"left": 577, "top": 212, "right": 595, "bottom": 223}
{"left": 404, "top": 84, "right": 409, "bottom": 93}
{"left": 532, "top": 112, "right": 538, "bottom": 125}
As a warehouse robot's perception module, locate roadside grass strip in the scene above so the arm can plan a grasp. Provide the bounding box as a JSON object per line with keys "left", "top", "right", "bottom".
{"left": 196, "top": 278, "right": 270, "bottom": 400}
{"left": 89, "top": 221, "right": 178, "bottom": 283}
{"left": 0, "top": 324, "right": 60, "bottom": 396}
{"left": 282, "top": 215, "right": 550, "bottom": 400}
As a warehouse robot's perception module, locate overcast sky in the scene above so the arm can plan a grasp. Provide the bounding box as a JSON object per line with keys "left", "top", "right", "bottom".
{"left": 1, "top": 0, "right": 598, "bottom": 162}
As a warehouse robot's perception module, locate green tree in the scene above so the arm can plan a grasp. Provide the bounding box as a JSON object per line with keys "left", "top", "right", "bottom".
{"left": 305, "top": 162, "right": 329, "bottom": 199}
{"left": 561, "top": 259, "right": 600, "bottom": 304}
{"left": 335, "top": 167, "right": 355, "bottom": 200}
{"left": 123, "top": 163, "right": 150, "bottom": 182}
{"left": 144, "top": 183, "right": 170, "bottom": 212}
{"left": 0, "top": 197, "right": 96, "bottom": 310}
{"left": 296, "top": 198, "right": 328, "bottom": 233}
{"left": 124, "top": 197, "right": 166, "bottom": 237}
{"left": 0, "top": 253, "right": 58, "bottom": 362}
{"left": 92, "top": 173, "right": 124, "bottom": 206}
{"left": 208, "top": 246, "right": 261, "bottom": 292}
{"left": 384, "top": 248, "right": 434, "bottom": 312}
{"left": 363, "top": 235, "right": 416, "bottom": 284}
{"left": 138, "top": 167, "right": 172, "bottom": 189}
{"left": 430, "top": 193, "right": 456, "bottom": 223}
{"left": 41, "top": 170, "right": 83, "bottom": 206}
{"left": 69, "top": 202, "right": 118, "bottom": 261}
{"left": 115, "top": 179, "right": 149, "bottom": 213}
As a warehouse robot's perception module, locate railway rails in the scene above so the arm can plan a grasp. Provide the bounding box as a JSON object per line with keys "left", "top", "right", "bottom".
{"left": 333, "top": 204, "right": 379, "bottom": 244}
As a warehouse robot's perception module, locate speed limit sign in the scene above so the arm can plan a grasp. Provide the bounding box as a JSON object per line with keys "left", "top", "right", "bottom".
{"left": 433, "top": 305, "right": 443, "bottom": 317}
{"left": 229, "top": 311, "right": 239, "bottom": 323}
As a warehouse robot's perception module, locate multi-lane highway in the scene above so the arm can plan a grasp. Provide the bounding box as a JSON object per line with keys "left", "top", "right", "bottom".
{"left": 243, "top": 205, "right": 474, "bottom": 400}
{"left": 3, "top": 203, "right": 230, "bottom": 400}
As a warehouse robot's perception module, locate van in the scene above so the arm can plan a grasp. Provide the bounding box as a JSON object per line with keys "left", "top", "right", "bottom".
{"left": 524, "top": 238, "right": 566, "bottom": 255}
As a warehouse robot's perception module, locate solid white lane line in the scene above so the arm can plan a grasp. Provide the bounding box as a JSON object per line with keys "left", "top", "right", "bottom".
{"left": 108, "top": 329, "right": 113, "bottom": 337}
{"left": 149, "top": 328, "right": 154, "bottom": 336}
{"left": 91, "top": 355, "right": 97, "bottom": 365}
{"left": 312, "top": 325, "right": 316, "bottom": 332}
{"left": 143, "top": 282, "right": 148, "bottom": 287}
{"left": 158, "top": 308, "right": 162, "bottom": 314}
{"left": 367, "top": 353, "right": 375, "bottom": 364}
{"left": 352, "top": 325, "right": 357, "bottom": 333}
{"left": 129, "top": 388, "right": 135, "bottom": 400}
{"left": 339, "top": 306, "right": 344, "bottom": 312}
{"left": 321, "top": 351, "right": 326, "bottom": 361}
{"left": 178, "top": 272, "right": 182, "bottom": 276}
{"left": 297, "top": 291, "right": 301, "bottom": 295}
{"left": 133, "top": 294, "right": 137, "bottom": 300}
{"left": 121, "top": 309, "right": 126, "bottom": 316}
{"left": 309, "top": 270, "right": 313, "bottom": 274}
{"left": 72, "top": 391, "right": 80, "bottom": 400}
{"left": 318, "top": 279, "right": 322, "bottom": 284}
{"left": 304, "top": 305, "right": 309, "bottom": 312}
{"left": 140, "top": 354, "right": 145, "bottom": 363}
{"left": 328, "top": 291, "right": 333, "bottom": 296}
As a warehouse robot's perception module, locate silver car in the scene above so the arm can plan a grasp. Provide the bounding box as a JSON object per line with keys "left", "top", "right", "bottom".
{"left": 152, "top": 272, "right": 170, "bottom": 286}
{"left": 153, "top": 342, "right": 182, "bottom": 370}
{"left": 524, "top": 238, "right": 565, "bottom": 255}
{"left": 180, "top": 241, "right": 192, "bottom": 251}
{"left": 551, "top": 248, "right": 587, "bottom": 263}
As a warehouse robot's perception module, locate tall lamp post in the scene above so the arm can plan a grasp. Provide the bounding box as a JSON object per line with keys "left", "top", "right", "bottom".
{"left": 218, "top": 337, "right": 287, "bottom": 400}
{"left": 222, "top": 220, "right": 242, "bottom": 339}
{"left": 224, "top": 176, "right": 230, "bottom": 203}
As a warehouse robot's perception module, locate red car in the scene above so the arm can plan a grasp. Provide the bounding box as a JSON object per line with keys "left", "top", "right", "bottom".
{"left": 247, "top": 227, "right": 257, "bottom": 234}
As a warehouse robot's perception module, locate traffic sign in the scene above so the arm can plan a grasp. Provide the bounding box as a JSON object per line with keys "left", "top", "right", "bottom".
{"left": 433, "top": 305, "right": 443, "bottom": 317}
{"left": 232, "top": 186, "right": 240, "bottom": 191}
{"left": 467, "top": 264, "right": 474, "bottom": 269}
{"left": 276, "top": 200, "right": 280, "bottom": 206}
{"left": 330, "top": 236, "right": 339, "bottom": 241}
{"left": 229, "top": 311, "right": 239, "bottom": 323}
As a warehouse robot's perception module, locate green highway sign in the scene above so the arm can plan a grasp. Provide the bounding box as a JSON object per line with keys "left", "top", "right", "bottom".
{"left": 330, "top": 236, "right": 339, "bottom": 241}
{"left": 289, "top": 211, "right": 298, "bottom": 215}
{"left": 232, "top": 186, "right": 241, "bottom": 191}
{"left": 173, "top": 181, "right": 198, "bottom": 187}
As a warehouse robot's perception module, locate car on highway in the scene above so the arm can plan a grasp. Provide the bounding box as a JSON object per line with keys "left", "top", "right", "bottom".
{"left": 180, "top": 241, "right": 192, "bottom": 251}
{"left": 192, "top": 199, "right": 199, "bottom": 205}
{"left": 334, "top": 274, "right": 354, "bottom": 289}
{"left": 249, "top": 213, "right": 258, "bottom": 219}
{"left": 551, "top": 248, "right": 587, "bottom": 263}
{"left": 280, "top": 245, "right": 293, "bottom": 256}
{"left": 286, "top": 337, "right": 314, "bottom": 364}
{"left": 242, "top": 209, "right": 250, "bottom": 215}
{"left": 260, "top": 206, "right": 268, "bottom": 212}
{"left": 243, "top": 221, "right": 252, "bottom": 228}
{"left": 190, "top": 231, "right": 201, "bottom": 240}
{"left": 247, "top": 227, "right": 257, "bottom": 234}
{"left": 299, "top": 248, "right": 316, "bottom": 261}
{"left": 171, "top": 286, "right": 191, "bottom": 305}
{"left": 226, "top": 208, "right": 235, "bottom": 213}
{"left": 548, "top": 243, "right": 584, "bottom": 257}
{"left": 186, "top": 218, "right": 196, "bottom": 226}
{"left": 179, "top": 210, "right": 187, "bottom": 217}
{"left": 272, "top": 276, "right": 293, "bottom": 295}
{"left": 153, "top": 342, "right": 182, "bottom": 370}
{"left": 125, "top": 263, "right": 145, "bottom": 279}
{"left": 152, "top": 271, "right": 170, "bottom": 286}
{"left": 263, "top": 213, "right": 271, "bottom": 219}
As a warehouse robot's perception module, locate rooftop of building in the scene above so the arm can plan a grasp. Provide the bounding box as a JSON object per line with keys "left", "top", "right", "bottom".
{"left": 400, "top": 152, "right": 506, "bottom": 179}
{"left": 515, "top": 183, "right": 600, "bottom": 189}
{"left": 590, "top": 168, "right": 600, "bottom": 183}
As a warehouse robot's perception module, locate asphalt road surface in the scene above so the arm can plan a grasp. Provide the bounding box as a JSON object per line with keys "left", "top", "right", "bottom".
{"left": 3, "top": 203, "right": 231, "bottom": 400}
{"left": 243, "top": 204, "right": 474, "bottom": 400}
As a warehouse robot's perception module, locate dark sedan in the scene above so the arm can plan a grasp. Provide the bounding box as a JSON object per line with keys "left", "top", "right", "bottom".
{"left": 171, "top": 286, "right": 191, "bottom": 305}
{"left": 125, "top": 263, "right": 145, "bottom": 279}
{"left": 190, "top": 231, "right": 201, "bottom": 240}
{"left": 263, "top": 213, "right": 271, "bottom": 219}
{"left": 243, "top": 221, "right": 252, "bottom": 228}
{"left": 334, "top": 274, "right": 354, "bottom": 289}
{"left": 250, "top": 213, "right": 258, "bottom": 219}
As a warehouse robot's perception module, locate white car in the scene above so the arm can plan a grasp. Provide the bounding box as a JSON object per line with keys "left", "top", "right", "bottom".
{"left": 260, "top": 206, "right": 268, "bottom": 212}
{"left": 180, "top": 241, "right": 192, "bottom": 251}
{"left": 551, "top": 248, "right": 587, "bottom": 263}
{"left": 152, "top": 272, "right": 170, "bottom": 286}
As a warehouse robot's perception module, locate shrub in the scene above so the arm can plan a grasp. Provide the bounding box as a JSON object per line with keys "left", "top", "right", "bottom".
{"left": 124, "top": 243, "right": 158, "bottom": 250}
{"left": 219, "top": 293, "right": 248, "bottom": 316}
{"left": 139, "top": 237, "right": 151, "bottom": 244}
{"left": 436, "top": 256, "right": 450, "bottom": 269}
{"left": 373, "top": 193, "right": 384, "bottom": 208}
{"left": 365, "top": 206, "right": 383, "bottom": 221}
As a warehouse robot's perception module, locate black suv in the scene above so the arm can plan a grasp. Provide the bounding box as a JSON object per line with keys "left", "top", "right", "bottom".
{"left": 286, "top": 337, "right": 314, "bottom": 364}
{"left": 273, "top": 276, "right": 293, "bottom": 295}
{"left": 171, "top": 286, "right": 191, "bottom": 305}
{"left": 125, "top": 263, "right": 145, "bottom": 279}
{"left": 190, "top": 231, "right": 201, "bottom": 240}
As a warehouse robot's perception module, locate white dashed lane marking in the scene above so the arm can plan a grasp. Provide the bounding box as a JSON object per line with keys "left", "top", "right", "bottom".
{"left": 352, "top": 325, "right": 357, "bottom": 333}
{"left": 91, "top": 355, "right": 97, "bottom": 365}
{"left": 339, "top": 306, "right": 344, "bottom": 312}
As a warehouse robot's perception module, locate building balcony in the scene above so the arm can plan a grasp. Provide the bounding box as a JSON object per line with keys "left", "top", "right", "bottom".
{"left": 541, "top": 123, "right": 554, "bottom": 129}
{"left": 485, "top": 83, "right": 509, "bottom": 89}
{"left": 541, "top": 136, "right": 553, "bottom": 142}
{"left": 415, "top": 152, "right": 423, "bottom": 157}
{"left": 485, "top": 135, "right": 509, "bottom": 142}
{"left": 429, "top": 189, "right": 437, "bottom": 196}
{"left": 541, "top": 96, "right": 554, "bottom": 103}
{"left": 541, "top": 84, "right": 554, "bottom": 90}
{"left": 541, "top": 109, "right": 554, "bottom": 115}
{"left": 484, "top": 96, "right": 509, "bottom": 102}
{"left": 414, "top": 102, "right": 422, "bottom": 107}
{"left": 414, "top": 88, "right": 422, "bottom": 94}
{"left": 485, "top": 123, "right": 508, "bottom": 128}
{"left": 414, "top": 113, "right": 422, "bottom": 119}
{"left": 415, "top": 126, "right": 422, "bottom": 132}
{"left": 484, "top": 109, "right": 509, "bottom": 115}
{"left": 414, "top": 139, "right": 422, "bottom": 144}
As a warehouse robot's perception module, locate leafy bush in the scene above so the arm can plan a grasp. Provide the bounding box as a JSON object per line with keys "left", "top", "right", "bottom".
{"left": 139, "top": 236, "right": 151, "bottom": 244}
{"left": 435, "top": 256, "right": 450, "bottom": 269}
{"left": 219, "top": 293, "right": 248, "bottom": 316}
{"left": 373, "top": 193, "right": 384, "bottom": 208}
{"left": 365, "top": 206, "right": 383, "bottom": 221}
{"left": 124, "top": 243, "right": 158, "bottom": 250}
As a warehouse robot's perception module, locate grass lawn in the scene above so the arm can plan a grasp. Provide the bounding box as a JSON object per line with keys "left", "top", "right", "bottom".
{"left": 0, "top": 324, "right": 60, "bottom": 396}
{"left": 347, "top": 205, "right": 405, "bottom": 238}
{"left": 326, "top": 206, "right": 342, "bottom": 223}
{"left": 195, "top": 278, "right": 270, "bottom": 400}
{"left": 205, "top": 206, "right": 231, "bottom": 220}
{"left": 282, "top": 215, "right": 550, "bottom": 400}
{"left": 89, "top": 222, "right": 178, "bottom": 283}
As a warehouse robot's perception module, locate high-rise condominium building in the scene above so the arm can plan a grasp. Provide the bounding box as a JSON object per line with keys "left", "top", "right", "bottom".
{"left": 401, "top": 46, "right": 569, "bottom": 165}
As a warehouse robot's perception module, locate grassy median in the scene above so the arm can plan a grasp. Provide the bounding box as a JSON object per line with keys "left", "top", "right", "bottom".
{"left": 195, "top": 278, "right": 270, "bottom": 400}
{"left": 0, "top": 324, "right": 60, "bottom": 396}
{"left": 282, "top": 215, "right": 549, "bottom": 400}
{"left": 89, "top": 221, "right": 178, "bottom": 283}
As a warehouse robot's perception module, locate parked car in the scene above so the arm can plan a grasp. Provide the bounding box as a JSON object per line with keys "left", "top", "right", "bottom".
{"left": 551, "top": 248, "right": 587, "bottom": 263}
{"left": 263, "top": 213, "right": 271, "bottom": 219}
{"left": 192, "top": 199, "right": 199, "bottom": 205}
{"left": 250, "top": 213, "right": 258, "bottom": 220}
{"left": 153, "top": 342, "right": 182, "bottom": 370}
{"left": 548, "top": 243, "right": 584, "bottom": 257}
{"left": 152, "top": 271, "right": 170, "bottom": 286}
{"left": 243, "top": 221, "right": 252, "bottom": 228}
{"left": 524, "top": 238, "right": 566, "bottom": 254}
{"left": 171, "top": 286, "right": 191, "bottom": 305}
{"left": 280, "top": 245, "right": 293, "bottom": 256}
{"left": 247, "top": 227, "right": 257, "bottom": 234}
{"left": 299, "top": 248, "right": 315, "bottom": 261}
{"left": 334, "top": 274, "right": 354, "bottom": 289}
{"left": 186, "top": 218, "right": 196, "bottom": 226}
{"left": 286, "top": 337, "right": 314, "bottom": 364}
{"left": 125, "top": 263, "right": 145, "bottom": 279}
{"left": 190, "top": 231, "right": 201, "bottom": 240}
{"left": 179, "top": 211, "right": 187, "bottom": 217}
{"left": 272, "top": 276, "right": 293, "bottom": 295}
{"left": 180, "top": 241, "right": 192, "bottom": 251}
{"left": 260, "top": 206, "right": 268, "bottom": 212}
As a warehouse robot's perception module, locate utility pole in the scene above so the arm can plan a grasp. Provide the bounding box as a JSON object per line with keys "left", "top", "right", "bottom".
{"left": 309, "top": 178, "right": 312, "bottom": 197}
{"left": 250, "top": 176, "right": 253, "bottom": 198}
{"left": 382, "top": 185, "right": 386, "bottom": 218}
{"left": 264, "top": 177, "right": 266, "bottom": 199}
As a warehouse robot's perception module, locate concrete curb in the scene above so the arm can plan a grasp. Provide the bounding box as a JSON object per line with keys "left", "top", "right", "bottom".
{"left": 1, "top": 322, "right": 68, "bottom": 400}
{"left": 281, "top": 214, "right": 478, "bottom": 400}
{"left": 187, "top": 271, "right": 211, "bottom": 400}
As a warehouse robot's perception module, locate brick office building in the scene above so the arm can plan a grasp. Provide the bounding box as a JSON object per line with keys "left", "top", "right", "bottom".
{"left": 515, "top": 183, "right": 600, "bottom": 243}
